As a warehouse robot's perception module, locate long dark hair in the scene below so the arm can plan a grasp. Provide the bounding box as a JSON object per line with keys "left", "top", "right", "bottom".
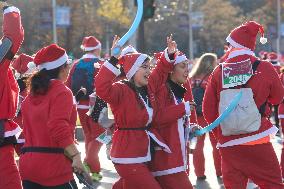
{"left": 27, "top": 64, "right": 66, "bottom": 95}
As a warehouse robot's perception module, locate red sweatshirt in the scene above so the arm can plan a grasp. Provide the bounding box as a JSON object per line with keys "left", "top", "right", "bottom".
{"left": 19, "top": 80, "right": 77, "bottom": 186}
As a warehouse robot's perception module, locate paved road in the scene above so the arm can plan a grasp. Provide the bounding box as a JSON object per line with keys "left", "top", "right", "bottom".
{"left": 76, "top": 134, "right": 283, "bottom": 189}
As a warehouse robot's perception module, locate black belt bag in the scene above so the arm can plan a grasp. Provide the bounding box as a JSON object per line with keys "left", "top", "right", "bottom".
{"left": 21, "top": 147, "right": 64, "bottom": 154}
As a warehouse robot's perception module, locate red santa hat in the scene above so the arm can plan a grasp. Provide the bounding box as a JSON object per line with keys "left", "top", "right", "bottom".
{"left": 120, "top": 53, "right": 149, "bottom": 80}
{"left": 80, "top": 36, "right": 101, "bottom": 51}
{"left": 121, "top": 45, "right": 138, "bottom": 56}
{"left": 28, "top": 44, "right": 70, "bottom": 71}
{"left": 258, "top": 50, "right": 268, "bottom": 59}
{"left": 174, "top": 51, "right": 188, "bottom": 65}
{"left": 267, "top": 52, "right": 279, "bottom": 62}
{"left": 12, "top": 53, "right": 34, "bottom": 77}
{"left": 226, "top": 21, "right": 267, "bottom": 51}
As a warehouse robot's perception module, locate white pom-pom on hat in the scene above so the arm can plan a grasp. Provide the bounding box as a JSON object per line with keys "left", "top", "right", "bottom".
{"left": 260, "top": 37, "right": 267, "bottom": 44}
{"left": 27, "top": 61, "right": 37, "bottom": 69}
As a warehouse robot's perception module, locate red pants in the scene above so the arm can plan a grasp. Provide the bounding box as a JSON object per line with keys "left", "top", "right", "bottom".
{"left": 193, "top": 132, "right": 222, "bottom": 177}
{"left": 220, "top": 143, "right": 284, "bottom": 189}
{"left": 113, "top": 164, "right": 162, "bottom": 189}
{"left": 0, "top": 145, "right": 22, "bottom": 189}
{"left": 279, "top": 103, "right": 284, "bottom": 176}
{"left": 78, "top": 109, "right": 104, "bottom": 173}
{"left": 155, "top": 171, "right": 193, "bottom": 189}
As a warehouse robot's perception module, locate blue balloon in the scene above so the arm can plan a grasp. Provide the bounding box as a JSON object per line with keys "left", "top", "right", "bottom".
{"left": 112, "top": 0, "right": 143, "bottom": 56}
{"left": 194, "top": 91, "right": 243, "bottom": 136}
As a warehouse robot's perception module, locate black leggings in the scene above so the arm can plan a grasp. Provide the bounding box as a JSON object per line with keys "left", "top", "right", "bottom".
{"left": 22, "top": 180, "right": 78, "bottom": 189}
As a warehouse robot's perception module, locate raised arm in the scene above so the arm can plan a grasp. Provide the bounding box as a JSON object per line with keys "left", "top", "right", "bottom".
{"left": 148, "top": 35, "right": 176, "bottom": 94}
{"left": 0, "top": 4, "right": 24, "bottom": 73}
{"left": 95, "top": 36, "right": 123, "bottom": 106}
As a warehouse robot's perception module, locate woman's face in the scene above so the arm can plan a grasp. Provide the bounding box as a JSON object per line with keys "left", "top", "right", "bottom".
{"left": 133, "top": 60, "right": 151, "bottom": 87}
{"left": 171, "top": 61, "right": 189, "bottom": 85}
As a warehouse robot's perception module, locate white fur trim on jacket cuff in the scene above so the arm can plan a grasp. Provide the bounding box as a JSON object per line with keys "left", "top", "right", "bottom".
{"left": 164, "top": 48, "right": 175, "bottom": 63}
{"left": 184, "top": 101, "right": 191, "bottom": 116}
{"left": 104, "top": 61, "right": 121, "bottom": 76}
{"left": 4, "top": 6, "right": 20, "bottom": 15}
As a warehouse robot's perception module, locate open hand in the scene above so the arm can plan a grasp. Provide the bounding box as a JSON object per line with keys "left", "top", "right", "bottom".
{"left": 111, "top": 35, "right": 121, "bottom": 58}
{"left": 167, "top": 34, "right": 177, "bottom": 54}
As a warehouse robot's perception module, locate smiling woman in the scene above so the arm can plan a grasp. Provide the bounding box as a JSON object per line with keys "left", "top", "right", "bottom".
{"left": 94, "top": 35, "right": 197, "bottom": 189}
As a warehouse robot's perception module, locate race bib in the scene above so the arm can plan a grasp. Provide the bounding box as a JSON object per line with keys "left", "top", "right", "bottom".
{"left": 222, "top": 59, "right": 253, "bottom": 88}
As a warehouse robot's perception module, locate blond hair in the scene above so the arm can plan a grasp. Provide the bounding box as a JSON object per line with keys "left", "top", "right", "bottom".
{"left": 190, "top": 53, "right": 217, "bottom": 78}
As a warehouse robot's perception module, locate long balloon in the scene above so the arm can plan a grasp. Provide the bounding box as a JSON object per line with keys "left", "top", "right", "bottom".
{"left": 194, "top": 91, "right": 243, "bottom": 136}
{"left": 112, "top": 0, "right": 143, "bottom": 56}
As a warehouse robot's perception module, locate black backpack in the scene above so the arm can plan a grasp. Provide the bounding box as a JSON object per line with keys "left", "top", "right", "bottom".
{"left": 192, "top": 76, "right": 207, "bottom": 116}
{"left": 71, "top": 58, "right": 98, "bottom": 100}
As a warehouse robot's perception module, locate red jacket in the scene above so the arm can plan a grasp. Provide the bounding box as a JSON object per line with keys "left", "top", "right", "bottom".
{"left": 66, "top": 54, "right": 102, "bottom": 110}
{"left": 19, "top": 80, "right": 77, "bottom": 186}
{"left": 0, "top": 6, "right": 24, "bottom": 138}
{"left": 95, "top": 51, "right": 188, "bottom": 164}
{"left": 148, "top": 50, "right": 198, "bottom": 176}
{"left": 203, "top": 55, "right": 284, "bottom": 147}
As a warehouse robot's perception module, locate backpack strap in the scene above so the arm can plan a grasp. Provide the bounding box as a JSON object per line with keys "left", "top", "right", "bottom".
{"left": 252, "top": 60, "right": 267, "bottom": 117}
{"left": 252, "top": 59, "right": 261, "bottom": 73}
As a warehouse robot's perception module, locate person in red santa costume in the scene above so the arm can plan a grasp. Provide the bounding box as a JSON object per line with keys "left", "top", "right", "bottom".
{"left": 190, "top": 53, "right": 222, "bottom": 180}
{"left": 19, "top": 44, "right": 85, "bottom": 189}
{"left": 148, "top": 39, "right": 197, "bottom": 189}
{"left": 203, "top": 21, "right": 284, "bottom": 188}
{"left": 66, "top": 36, "right": 105, "bottom": 181}
{"left": 11, "top": 53, "right": 34, "bottom": 155}
{"left": 268, "top": 52, "right": 281, "bottom": 75}
{"left": 278, "top": 67, "right": 284, "bottom": 178}
{"left": 0, "top": 2, "right": 24, "bottom": 189}
{"left": 267, "top": 52, "right": 281, "bottom": 133}
{"left": 95, "top": 35, "right": 195, "bottom": 189}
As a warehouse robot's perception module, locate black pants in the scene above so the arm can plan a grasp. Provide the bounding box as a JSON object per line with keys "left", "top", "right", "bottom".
{"left": 22, "top": 180, "right": 78, "bottom": 189}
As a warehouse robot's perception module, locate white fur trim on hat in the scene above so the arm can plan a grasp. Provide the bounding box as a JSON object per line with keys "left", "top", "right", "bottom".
{"left": 226, "top": 35, "right": 248, "bottom": 49}
{"left": 175, "top": 54, "right": 187, "bottom": 65}
{"left": 260, "top": 37, "right": 267, "bottom": 44}
{"left": 4, "top": 6, "right": 20, "bottom": 15}
{"left": 80, "top": 43, "right": 101, "bottom": 51}
{"left": 121, "top": 46, "right": 138, "bottom": 56}
{"left": 227, "top": 49, "right": 255, "bottom": 59}
{"left": 126, "top": 54, "right": 148, "bottom": 80}
{"left": 81, "top": 54, "right": 99, "bottom": 59}
{"left": 38, "top": 53, "right": 68, "bottom": 70}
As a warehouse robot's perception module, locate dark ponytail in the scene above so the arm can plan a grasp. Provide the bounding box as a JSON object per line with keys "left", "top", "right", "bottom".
{"left": 27, "top": 65, "right": 64, "bottom": 95}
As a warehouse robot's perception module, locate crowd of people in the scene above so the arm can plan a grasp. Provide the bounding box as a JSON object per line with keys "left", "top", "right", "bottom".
{"left": 1, "top": 1, "right": 284, "bottom": 189}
